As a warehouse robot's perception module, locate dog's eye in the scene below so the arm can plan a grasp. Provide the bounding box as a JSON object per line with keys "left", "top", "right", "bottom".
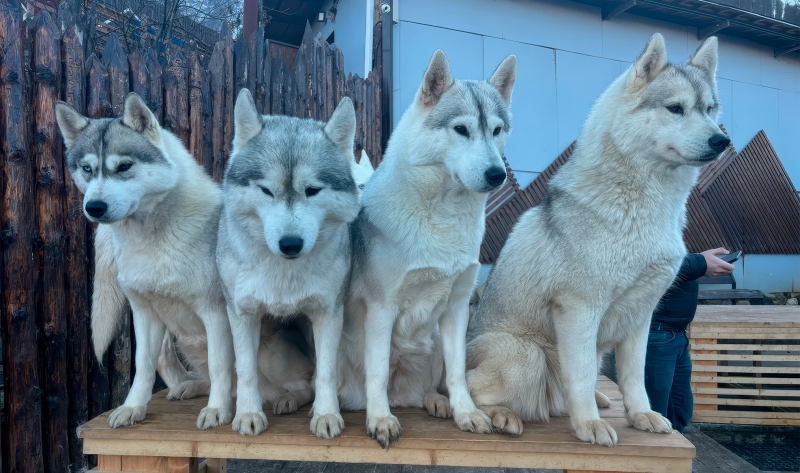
{"left": 305, "top": 187, "right": 321, "bottom": 197}
{"left": 453, "top": 125, "right": 469, "bottom": 137}
{"left": 493, "top": 126, "right": 502, "bottom": 136}
{"left": 707, "top": 105, "right": 714, "bottom": 114}
{"left": 358, "top": 184, "right": 365, "bottom": 190}
{"left": 260, "top": 187, "right": 273, "bottom": 197}
{"left": 666, "top": 104, "right": 684, "bottom": 115}
{"left": 116, "top": 162, "right": 132, "bottom": 173}
{"left": 81, "top": 165, "right": 92, "bottom": 174}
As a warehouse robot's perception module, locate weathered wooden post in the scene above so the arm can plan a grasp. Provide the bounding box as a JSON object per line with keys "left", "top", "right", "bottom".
{"left": 187, "top": 41, "right": 206, "bottom": 167}
{"left": 209, "top": 41, "right": 225, "bottom": 181}
{"left": 0, "top": 0, "right": 44, "bottom": 469}
{"left": 164, "top": 46, "right": 190, "bottom": 145}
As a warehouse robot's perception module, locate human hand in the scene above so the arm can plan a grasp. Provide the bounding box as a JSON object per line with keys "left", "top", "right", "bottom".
{"left": 701, "top": 248, "right": 735, "bottom": 278}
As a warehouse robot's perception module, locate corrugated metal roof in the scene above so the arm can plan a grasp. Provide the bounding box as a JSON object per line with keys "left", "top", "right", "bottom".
{"left": 480, "top": 129, "right": 800, "bottom": 264}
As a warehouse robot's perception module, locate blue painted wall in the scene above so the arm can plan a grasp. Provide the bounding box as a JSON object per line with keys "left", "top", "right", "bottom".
{"left": 311, "top": 0, "right": 368, "bottom": 77}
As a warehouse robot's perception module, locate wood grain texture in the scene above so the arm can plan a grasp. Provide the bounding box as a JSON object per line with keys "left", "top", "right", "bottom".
{"left": 80, "top": 379, "right": 693, "bottom": 473}
{"left": 1, "top": 1, "right": 44, "bottom": 471}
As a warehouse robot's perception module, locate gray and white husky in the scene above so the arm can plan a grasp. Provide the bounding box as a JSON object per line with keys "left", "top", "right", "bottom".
{"left": 55, "top": 93, "right": 234, "bottom": 430}
{"left": 466, "top": 35, "right": 729, "bottom": 446}
{"left": 217, "top": 89, "right": 360, "bottom": 438}
{"left": 336, "top": 50, "right": 517, "bottom": 448}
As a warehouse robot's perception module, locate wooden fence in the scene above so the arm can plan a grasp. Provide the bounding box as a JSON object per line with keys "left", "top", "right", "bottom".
{"left": 0, "top": 2, "right": 383, "bottom": 471}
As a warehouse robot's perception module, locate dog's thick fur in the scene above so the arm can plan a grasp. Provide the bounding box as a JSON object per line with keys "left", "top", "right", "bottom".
{"left": 217, "top": 90, "right": 359, "bottom": 438}
{"left": 336, "top": 50, "right": 517, "bottom": 448}
{"left": 466, "top": 35, "right": 729, "bottom": 446}
{"left": 56, "top": 93, "right": 234, "bottom": 430}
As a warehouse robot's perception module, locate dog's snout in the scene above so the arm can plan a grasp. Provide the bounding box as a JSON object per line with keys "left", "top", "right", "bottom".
{"left": 484, "top": 166, "right": 507, "bottom": 188}
{"left": 85, "top": 200, "right": 108, "bottom": 218}
{"left": 708, "top": 134, "right": 731, "bottom": 153}
{"left": 278, "top": 236, "right": 304, "bottom": 257}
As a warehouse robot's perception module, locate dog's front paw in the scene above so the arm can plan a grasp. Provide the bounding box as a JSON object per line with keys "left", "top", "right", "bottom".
{"left": 573, "top": 419, "right": 618, "bottom": 446}
{"left": 108, "top": 405, "right": 146, "bottom": 428}
{"left": 273, "top": 393, "right": 298, "bottom": 415}
{"left": 453, "top": 408, "right": 493, "bottom": 434}
{"left": 366, "top": 415, "right": 402, "bottom": 449}
{"left": 232, "top": 411, "right": 268, "bottom": 436}
{"left": 482, "top": 405, "right": 523, "bottom": 436}
{"left": 595, "top": 390, "right": 611, "bottom": 409}
{"left": 424, "top": 392, "right": 452, "bottom": 419}
{"left": 167, "top": 380, "right": 210, "bottom": 400}
{"left": 627, "top": 410, "right": 672, "bottom": 433}
{"left": 310, "top": 413, "right": 344, "bottom": 439}
{"left": 196, "top": 406, "right": 233, "bottom": 430}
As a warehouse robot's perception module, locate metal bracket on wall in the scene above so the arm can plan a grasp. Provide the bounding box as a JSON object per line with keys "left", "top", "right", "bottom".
{"left": 602, "top": 0, "right": 637, "bottom": 21}
{"left": 774, "top": 44, "right": 800, "bottom": 58}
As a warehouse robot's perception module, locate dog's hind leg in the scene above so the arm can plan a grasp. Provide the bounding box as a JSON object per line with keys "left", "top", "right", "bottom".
{"left": 424, "top": 329, "right": 451, "bottom": 419}
{"left": 273, "top": 386, "right": 314, "bottom": 415}
{"left": 108, "top": 294, "right": 166, "bottom": 428}
{"left": 160, "top": 334, "right": 210, "bottom": 400}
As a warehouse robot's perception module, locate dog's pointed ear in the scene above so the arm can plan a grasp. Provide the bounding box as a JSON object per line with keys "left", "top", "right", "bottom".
{"left": 123, "top": 92, "right": 161, "bottom": 144}
{"left": 358, "top": 151, "right": 375, "bottom": 171}
{"left": 689, "top": 36, "right": 718, "bottom": 80}
{"left": 628, "top": 33, "right": 667, "bottom": 91}
{"left": 55, "top": 101, "right": 90, "bottom": 148}
{"left": 234, "top": 88, "right": 262, "bottom": 151}
{"left": 325, "top": 97, "right": 356, "bottom": 160}
{"left": 417, "top": 49, "right": 453, "bottom": 108}
{"left": 489, "top": 55, "right": 517, "bottom": 105}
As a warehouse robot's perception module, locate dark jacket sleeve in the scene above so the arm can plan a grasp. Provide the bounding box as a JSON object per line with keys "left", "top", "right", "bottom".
{"left": 673, "top": 253, "right": 707, "bottom": 285}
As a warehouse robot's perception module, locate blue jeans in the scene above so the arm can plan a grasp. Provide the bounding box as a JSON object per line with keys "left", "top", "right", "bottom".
{"left": 644, "top": 329, "right": 693, "bottom": 433}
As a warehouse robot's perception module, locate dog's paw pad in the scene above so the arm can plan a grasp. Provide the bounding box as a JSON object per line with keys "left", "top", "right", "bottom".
{"left": 167, "top": 380, "right": 210, "bottom": 401}
{"left": 232, "top": 411, "right": 268, "bottom": 436}
{"left": 273, "top": 394, "right": 298, "bottom": 415}
{"left": 424, "top": 393, "right": 452, "bottom": 419}
{"left": 108, "top": 405, "right": 146, "bottom": 428}
{"left": 196, "top": 406, "right": 233, "bottom": 430}
{"left": 366, "top": 415, "right": 402, "bottom": 449}
{"left": 595, "top": 390, "right": 611, "bottom": 409}
{"left": 310, "top": 413, "right": 344, "bottom": 439}
{"left": 482, "top": 405, "right": 523, "bottom": 436}
{"left": 573, "top": 419, "right": 618, "bottom": 446}
{"left": 454, "top": 409, "right": 493, "bottom": 435}
{"left": 628, "top": 411, "right": 672, "bottom": 433}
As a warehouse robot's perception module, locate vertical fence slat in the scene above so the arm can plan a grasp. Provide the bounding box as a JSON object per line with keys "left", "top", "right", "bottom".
{"left": 0, "top": 0, "right": 44, "bottom": 470}
{"left": 234, "top": 35, "right": 248, "bottom": 101}
{"left": 270, "top": 53, "right": 284, "bottom": 116}
{"left": 188, "top": 42, "right": 205, "bottom": 167}
{"left": 32, "top": 12, "right": 70, "bottom": 473}
{"left": 164, "top": 47, "right": 189, "bottom": 145}
{"left": 324, "top": 42, "right": 334, "bottom": 120}
{"left": 301, "top": 24, "right": 314, "bottom": 119}
{"left": 222, "top": 26, "right": 234, "bottom": 174}
{"left": 293, "top": 47, "right": 306, "bottom": 119}
{"left": 61, "top": 19, "right": 90, "bottom": 473}
{"left": 314, "top": 36, "right": 324, "bottom": 120}
{"left": 201, "top": 66, "right": 213, "bottom": 176}
{"left": 84, "top": 53, "right": 112, "bottom": 423}
{"left": 209, "top": 42, "right": 225, "bottom": 181}
{"left": 256, "top": 34, "right": 270, "bottom": 115}
{"left": 128, "top": 50, "right": 148, "bottom": 109}
{"left": 101, "top": 34, "right": 132, "bottom": 411}
{"left": 145, "top": 47, "right": 163, "bottom": 122}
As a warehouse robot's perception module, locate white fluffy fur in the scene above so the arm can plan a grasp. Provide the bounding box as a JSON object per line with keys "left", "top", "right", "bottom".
{"left": 466, "top": 35, "right": 726, "bottom": 446}
{"left": 337, "top": 50, "right": 517, "bottom": 448}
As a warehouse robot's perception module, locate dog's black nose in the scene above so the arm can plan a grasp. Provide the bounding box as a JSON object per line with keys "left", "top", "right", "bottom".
{"left": 85, "top": 200, "right": 108, "bottom": 218}
{"left": 278, "top": 236, "right": 304, "bottom": 256}
{"left": 708, "top": 134, "right": 731, "bottom": 153}
{"left": 484, "top": 166, "right": 507, "bottom": 188}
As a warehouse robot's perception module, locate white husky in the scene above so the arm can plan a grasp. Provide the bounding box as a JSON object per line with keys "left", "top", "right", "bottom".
{"left": 55, "top": 93, "right": 234, "bottom": 430}
{"left": 217, "top": 90, "right": 360, "bottom": 438}
{"left": 337, "top": 50, "right": 517, "bottom": 448}
{"left": 466, "top": 35, "right": 729, "bottom": 446}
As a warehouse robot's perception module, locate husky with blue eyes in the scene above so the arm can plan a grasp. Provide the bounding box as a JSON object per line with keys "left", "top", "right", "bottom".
{"left": 217, "top": 89, "right": 360, "bottom": 439}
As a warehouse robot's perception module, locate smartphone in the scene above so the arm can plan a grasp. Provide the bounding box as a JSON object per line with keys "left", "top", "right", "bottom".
{"left": 720, "top": 250, "right": 741, "bottom": 264}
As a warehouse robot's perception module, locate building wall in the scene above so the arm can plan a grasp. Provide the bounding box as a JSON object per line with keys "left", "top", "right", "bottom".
{"left": 310, "top": 0, "right": 370, "bottom": 77}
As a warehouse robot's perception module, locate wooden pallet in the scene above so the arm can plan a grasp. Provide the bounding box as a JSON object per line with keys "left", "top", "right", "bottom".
{"left": 79, "top": 378, "right": 694, "bottom": 473}
{"left": 688, "top": 306, "right": 800, "bottom": 426}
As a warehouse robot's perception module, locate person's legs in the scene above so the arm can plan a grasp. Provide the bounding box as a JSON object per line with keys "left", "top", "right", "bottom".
{"left": 644, "top": 331, "right": 679, "bottom": 419}
{"left": 667, "top": 331, "right": 694, "bottom": 433}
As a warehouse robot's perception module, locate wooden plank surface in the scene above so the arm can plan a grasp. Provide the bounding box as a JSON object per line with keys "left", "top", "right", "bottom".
{"left": 80, "top": 379, "right": 693, "bottom": 472}
{"left": 692, "top": 305, "right": 800, "bottom": 325}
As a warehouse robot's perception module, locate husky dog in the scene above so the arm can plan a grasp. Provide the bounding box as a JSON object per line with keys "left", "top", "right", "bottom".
{"left": 217, "top": 89, "right": 359, "bottom": 438}
{"left": 466, "top": 35, "right": 729, "bottom": 446}
{"left": 55, "top": 93, "right": 234, "bottom": 430}
{"left": 336, "top": 50, "right": 517, "bottom": 448}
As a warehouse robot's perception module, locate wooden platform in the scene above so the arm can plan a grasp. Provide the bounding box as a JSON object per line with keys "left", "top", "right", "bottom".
{"left": 79, "top": 378, "right": 694, "bottom": 473}
{"left": 689, "top": 305, "right": 800, "bottom": 426}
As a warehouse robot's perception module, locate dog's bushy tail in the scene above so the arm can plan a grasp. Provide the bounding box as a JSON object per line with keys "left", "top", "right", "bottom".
{"left": 91, "top": 225, "right": 128, "bottom": 363}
